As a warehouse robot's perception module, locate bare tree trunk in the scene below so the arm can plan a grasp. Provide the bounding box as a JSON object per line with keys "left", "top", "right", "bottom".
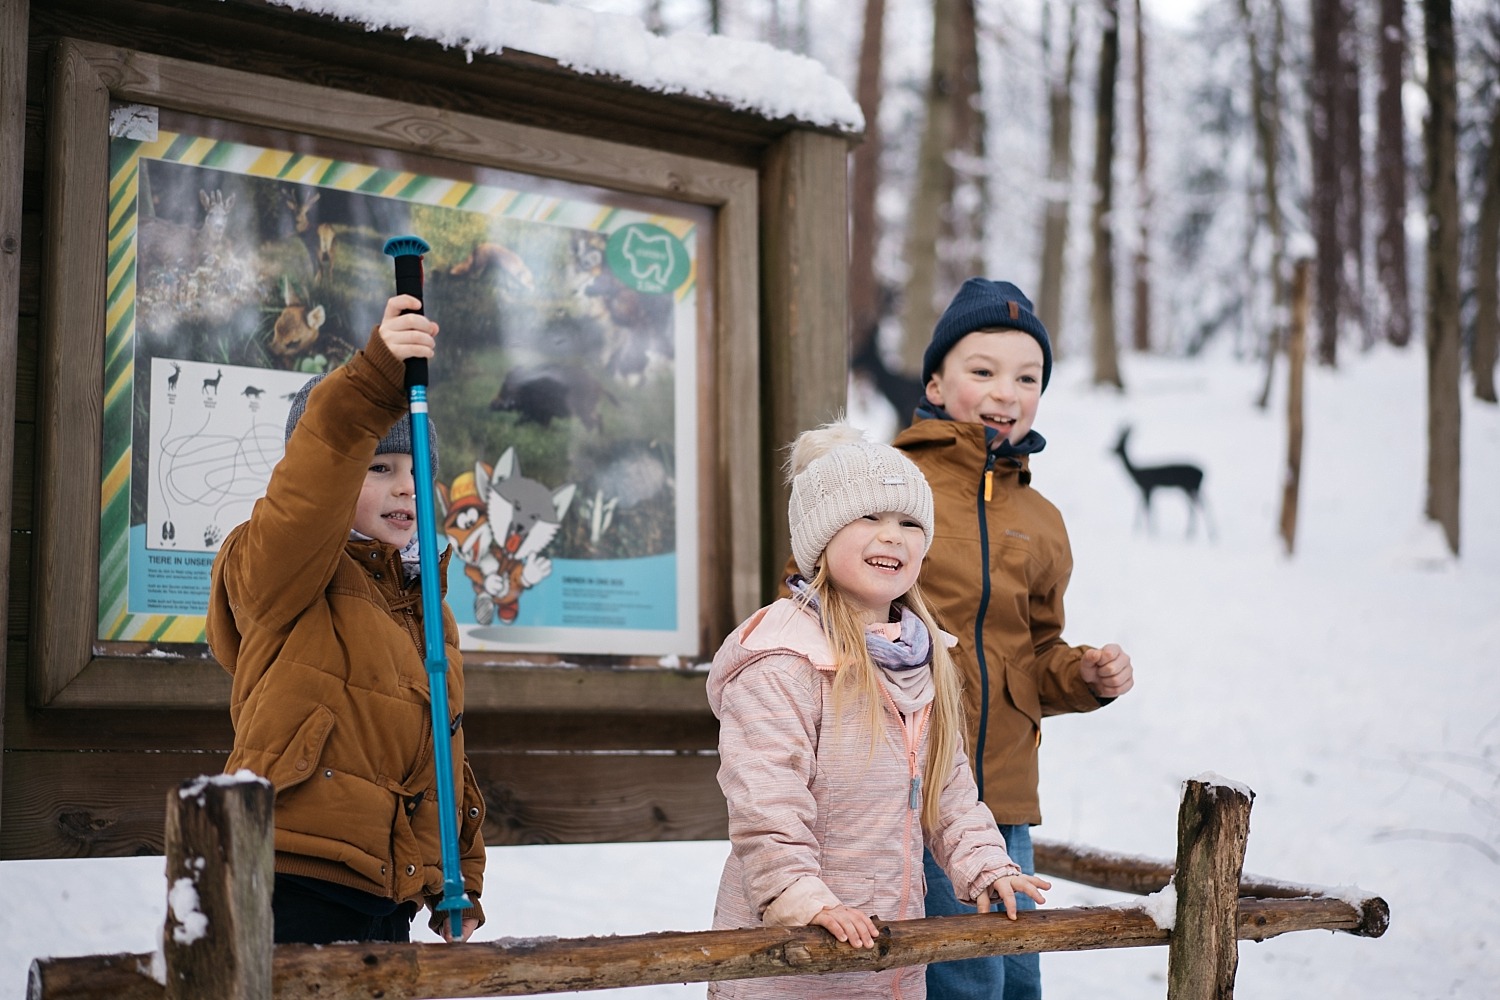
{"left": 1090, "top": 0, "right": 1124, "bottom": 388}
{"left": 707, "top": 0, "right": 722, "bottom": 34}
{"left": 1130, "top": 0, "right": 1152, "bottom": 353}
{"left": 1280, "top": 258, "right": 1310, "bottom": 555}
{"left": 1037, "top": 0, "right": 1080, "bottom": 349}
{"left": 1374, "top": 0, "right": 1412, "bottom": 347}
{"left": 1471, "top": 13, "right": 1500, "bottom": 403}
{"left": 940, "top": 0, "right": 989, "bottom": 290}
{"left": 900, "top": 0, "right": 961, "bottom": 372}
{"left": 1336, "top": 0, "right": 1366, "bottom": 347}
{"left": 1423, "top": 0, "right": 1461, "bottom": 555}
{"left": 849, "top": 0, "right": 888, "bottom": 362}
{"left": 1310, "top": 0, "right": 1346, "bottom": 366}
{"left": 1247, "top": 0, "right": 1289, "bottom": 409}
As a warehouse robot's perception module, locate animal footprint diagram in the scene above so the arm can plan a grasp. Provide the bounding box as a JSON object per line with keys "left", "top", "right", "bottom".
{"left": 146, "top": 359, "right": 306, "bottom": 552}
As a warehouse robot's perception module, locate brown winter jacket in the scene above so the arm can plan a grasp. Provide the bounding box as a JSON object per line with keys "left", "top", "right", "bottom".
{"left": 893, "top": 417, "right": 1104, "bottom": 826}
{"left": 207, "top": 331, "right": 486, "bottom": 928}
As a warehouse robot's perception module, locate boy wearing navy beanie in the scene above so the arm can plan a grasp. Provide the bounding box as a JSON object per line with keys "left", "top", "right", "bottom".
{"left": 896, "top": 277, "right": 1135, "bottom": 1000}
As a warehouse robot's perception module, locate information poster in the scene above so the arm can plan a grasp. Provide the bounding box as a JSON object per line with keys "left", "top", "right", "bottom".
{"left": 102, "top": 105, "right": 703, "bottom": 655}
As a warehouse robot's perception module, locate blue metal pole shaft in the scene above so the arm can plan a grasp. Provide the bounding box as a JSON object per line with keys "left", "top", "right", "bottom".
{"left": 384, "top": 235, "right": 471, "bottom": 940}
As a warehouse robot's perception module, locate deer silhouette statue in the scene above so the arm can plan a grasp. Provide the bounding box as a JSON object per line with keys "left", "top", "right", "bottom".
{"left": 1111, "top": 426, "right": 1213, "bottom": 540}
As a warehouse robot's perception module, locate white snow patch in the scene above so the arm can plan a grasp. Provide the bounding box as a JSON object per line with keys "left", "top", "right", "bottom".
{"left": 177, "top": 770, "right": 267, "bottom": 800}
{"left": 1185, "top": 772, "right": 1255, "bottom": 800}
{"left": 167, "top": 878, "right": 209, "bottom": 945}
{"left": 1139, "top": 881, "right": 1178, "bottom": 931}
{"left": 252, "top": 0, "right": 861, "bottom": 130}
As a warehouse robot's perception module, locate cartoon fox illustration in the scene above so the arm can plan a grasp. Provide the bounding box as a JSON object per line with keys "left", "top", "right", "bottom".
{"left": 443, "top": 449, "right": 576, "bottom": 626}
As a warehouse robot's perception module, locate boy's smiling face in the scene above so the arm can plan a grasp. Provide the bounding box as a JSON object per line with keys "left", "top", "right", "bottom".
{"left": 354, "top": 452, "right": 418, "bottom": 546}
{"left": 925, "top": 328, "right": 1044, "bottom": 444}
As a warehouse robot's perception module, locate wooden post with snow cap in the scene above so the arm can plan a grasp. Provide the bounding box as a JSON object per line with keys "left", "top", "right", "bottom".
{"left": 1166, "top": 774, "right": 1254, "bottom": 1000}
{"left": 163, "top": 773, "right": 274, "bottom": 1000}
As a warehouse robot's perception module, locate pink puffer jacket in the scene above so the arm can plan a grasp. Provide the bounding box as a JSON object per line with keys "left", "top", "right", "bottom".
{"left": 707, "top": 599, "right": 1020, "bottom": 1000}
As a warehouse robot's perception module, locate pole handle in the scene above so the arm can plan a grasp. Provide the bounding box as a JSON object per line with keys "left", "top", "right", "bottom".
{"left": 383, "top": 235, "right": 431, "bottom": 389}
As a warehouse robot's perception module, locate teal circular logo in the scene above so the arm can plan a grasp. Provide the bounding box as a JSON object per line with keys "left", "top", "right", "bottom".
{"left": 605, "top": 223, "right": 691, "bottom": 295}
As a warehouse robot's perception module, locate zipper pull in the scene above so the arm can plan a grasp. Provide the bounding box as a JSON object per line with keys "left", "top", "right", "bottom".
{"left": 984, "top": 470, "right": 993, "bottom": 502}
{"left": 909, "top": 775, "right": 921, "bottom": 810}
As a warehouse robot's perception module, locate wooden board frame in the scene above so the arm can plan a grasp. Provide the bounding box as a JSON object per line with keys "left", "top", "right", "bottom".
{"left": 31, "top": 38, "right": 762, "bottom": 710}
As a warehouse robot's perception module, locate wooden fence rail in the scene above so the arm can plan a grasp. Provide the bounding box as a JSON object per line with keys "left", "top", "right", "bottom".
{"left": 26, "top": 774, "right": 1387, "bottom": 1000}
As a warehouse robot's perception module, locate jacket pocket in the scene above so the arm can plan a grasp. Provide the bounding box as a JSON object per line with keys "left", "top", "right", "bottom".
{"left": 266, "top": 705, "right": 336, "bottom": 792}
{"left": 459, "top": 759, "right": 486, "bottom": 855}
{"left": 822, "top": 868, "right": 877, "bottom": 911}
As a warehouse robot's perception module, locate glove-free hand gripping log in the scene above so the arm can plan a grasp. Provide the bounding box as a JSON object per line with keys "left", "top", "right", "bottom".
{"left": 382, "top": 235, "right": 472, "bottom": 940}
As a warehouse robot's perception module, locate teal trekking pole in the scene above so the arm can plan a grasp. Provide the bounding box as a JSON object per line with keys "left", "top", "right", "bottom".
{"left": 383, "top": 234, "right": 471, "bottom": 939}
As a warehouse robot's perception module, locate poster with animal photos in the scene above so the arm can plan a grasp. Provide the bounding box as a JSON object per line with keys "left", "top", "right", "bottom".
{"left": 103, "top": 105, "right": 704, "bottom": 657}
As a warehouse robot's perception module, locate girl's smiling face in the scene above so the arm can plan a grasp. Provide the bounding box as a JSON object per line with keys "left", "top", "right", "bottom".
{"left": 821, "top": 511, "right": 927, "bottom": 625}
{"left": 925, "top": 329, "right": 1044, "bottom": 444}
{"left": 353, "top": 452, "right": 417, "bottom": 546}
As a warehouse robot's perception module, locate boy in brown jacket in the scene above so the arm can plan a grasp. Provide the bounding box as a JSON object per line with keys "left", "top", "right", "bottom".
{"left": 208, "top": 295, "right": 485, "bottom": 944}
{"left": 902, "top": 278, "right": 1134, "bottom": 999}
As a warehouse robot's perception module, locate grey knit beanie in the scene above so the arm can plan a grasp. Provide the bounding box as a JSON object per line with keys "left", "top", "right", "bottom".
{"left": 284, "top": 373, "right": 438, "bottom": 476}
{"left": 787, "top": 423, "right": 934, "bottom": 578}
{"left": 922, "top": 278, "right": 1053, "bottom": 391}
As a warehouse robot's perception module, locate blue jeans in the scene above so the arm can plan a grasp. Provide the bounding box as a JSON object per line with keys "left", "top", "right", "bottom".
{"left": 923, "top": 824, "right": 1041, "bottom": 1000}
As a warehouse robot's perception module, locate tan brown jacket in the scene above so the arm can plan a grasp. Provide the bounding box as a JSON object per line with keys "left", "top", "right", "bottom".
{"left": 894, "top": 417, "right": 1103, "bottom": 826}
{"left": 207, "top": 332, "right": 485, "bottom": 925}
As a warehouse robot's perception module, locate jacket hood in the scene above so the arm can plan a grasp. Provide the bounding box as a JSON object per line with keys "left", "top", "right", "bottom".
{"left": 707, "top": 599, "right": 835, "bottom": 716}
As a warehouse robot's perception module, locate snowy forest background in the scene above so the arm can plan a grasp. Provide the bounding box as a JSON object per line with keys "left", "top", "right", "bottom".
{"left": 6, "top": 0, "right": 1500, "bottom": 997}
{"left": 579, "top": 0, "right": 1495, "bottom": 559}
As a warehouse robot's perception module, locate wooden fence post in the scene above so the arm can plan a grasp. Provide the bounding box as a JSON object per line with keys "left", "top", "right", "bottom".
{"left": 163, "top": 773, "right": 274, "bottom": 1000}
{"left": 1166, "top": 775, "right": 1253, "bottom": 1000}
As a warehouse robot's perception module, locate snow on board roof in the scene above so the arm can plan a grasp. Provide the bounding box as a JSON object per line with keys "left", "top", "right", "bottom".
{"left": 255, "top": 0, "right": 864, "bottom": 132}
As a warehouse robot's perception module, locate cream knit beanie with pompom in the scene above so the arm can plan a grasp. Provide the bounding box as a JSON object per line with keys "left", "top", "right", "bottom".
{"left": 786, "top": 422, "right": 935, "bottom": 578}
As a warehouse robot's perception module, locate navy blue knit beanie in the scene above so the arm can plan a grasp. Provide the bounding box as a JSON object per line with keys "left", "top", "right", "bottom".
{"left": 921, "top": 278, "right": 1053, "bottom": 392}
{"left": 285, "top": 373, "right": 439, "bottom": 477}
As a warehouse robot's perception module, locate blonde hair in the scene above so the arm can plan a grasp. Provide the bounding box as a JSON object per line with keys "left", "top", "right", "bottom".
{"left": 793, "top": 566, "right": 964, "bottom": 833}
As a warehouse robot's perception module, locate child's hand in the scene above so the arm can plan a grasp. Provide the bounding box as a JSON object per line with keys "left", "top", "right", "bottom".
{"left": 378, "top": 294, "right": 439, "bottom": 362}
{"left": 1081, "top": 643, "right": 1134, "bottom": 698}
{"left": 977, "top": 873, "right": 1051, "bottom": 919}
{"left": 438, "top": 914, "right": 480, "bottom": 943}
{"left": 810, "top": 903, "right": 880, "bottom": 949}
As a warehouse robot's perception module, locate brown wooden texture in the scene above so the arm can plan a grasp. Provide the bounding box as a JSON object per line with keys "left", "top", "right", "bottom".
{"left": 163, "top": 777, "right": 273, "bottom": 999}
{"left": 759, "top": 129, "right": 851, "bottom": 598}
{"left": 1167, "top": 778, "right": 1253, "bottom": 1000}
{"left": 31, "top": 37, "right": 109, "bottom": 708}
{"left": 27, "top": 895, "right": 1380, "bottom": 1000}
{"left": 32, "top": 0, "right": 853, "bottom": 169}
{"left": 2, "top": 748, "right": 726, "bottom": 858}
{"left": 0, "top": 0, "right": 32, "bottom": 834}
{"left": 36, "top": 658, "right": 715, "bottom": 713}
{"left": 7, "top": 0, "right": 828, "bottom": 861}
{"left": 25, "top": 38, "right": 762, "bottom": 711}
{"left": 1279, "top": 259, "right": 1310, "bottom": 554}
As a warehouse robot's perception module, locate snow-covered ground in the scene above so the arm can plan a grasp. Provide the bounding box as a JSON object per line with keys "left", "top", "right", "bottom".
{"left": 4, "top": 344, "right": 1498, "bottom": 998}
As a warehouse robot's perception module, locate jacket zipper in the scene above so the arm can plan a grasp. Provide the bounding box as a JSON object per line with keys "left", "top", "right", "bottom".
{"left": 973, "top": 446, "right": 997, "bottom": 800}
{"left": 879, "top": 689, "right": 931, "bottom": 922}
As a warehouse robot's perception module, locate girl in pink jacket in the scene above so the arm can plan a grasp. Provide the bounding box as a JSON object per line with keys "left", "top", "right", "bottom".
{"left": 708, "top": 423, "right": 1050, "bottom": 999}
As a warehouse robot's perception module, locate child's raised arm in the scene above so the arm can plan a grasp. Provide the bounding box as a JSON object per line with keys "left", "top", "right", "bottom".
{"left": 376, "top": 294, "right": 439, "bottom": 362}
